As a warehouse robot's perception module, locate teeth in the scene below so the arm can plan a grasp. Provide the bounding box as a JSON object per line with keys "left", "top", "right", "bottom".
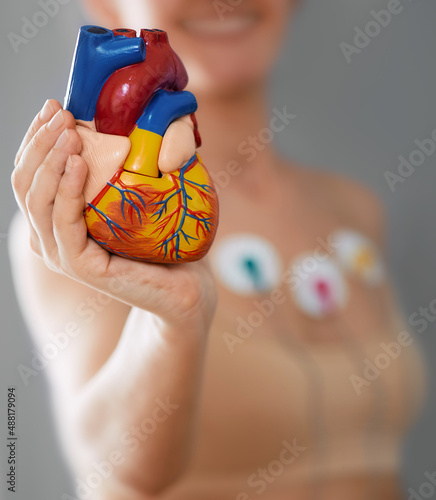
{"left": 182, "top": 16, "right": 257, "bottom": 36}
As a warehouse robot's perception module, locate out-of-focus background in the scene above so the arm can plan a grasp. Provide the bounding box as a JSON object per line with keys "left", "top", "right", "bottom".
{"left": 1, "top": 0, "right": 436, "bottom": 498}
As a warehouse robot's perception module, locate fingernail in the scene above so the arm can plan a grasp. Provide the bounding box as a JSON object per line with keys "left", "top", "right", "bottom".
{"left": 54, "top": 129, "right": 69, "bottom": 150}
{"left": 66, "top": 155, "right": 76, "bottom": 172}
{"left": 40, "top": 100, "right": 53, "bottom": 122}
{"left": 47, "top": 110, "right": 64, "bottom": 131}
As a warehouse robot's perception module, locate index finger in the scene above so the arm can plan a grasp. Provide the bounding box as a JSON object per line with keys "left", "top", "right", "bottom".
{"left": 15, "top": 99, "right": 62, "bottom": 167}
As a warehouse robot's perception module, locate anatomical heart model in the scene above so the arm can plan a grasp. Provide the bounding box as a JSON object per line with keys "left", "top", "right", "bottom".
{"left": 65, "top": 26, "right": 219, "bottom": 263}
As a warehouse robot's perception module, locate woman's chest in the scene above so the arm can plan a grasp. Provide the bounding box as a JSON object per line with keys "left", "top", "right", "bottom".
{"left": 190, "top": 314, "right": 426, "bottom": 476}
{"left": 192, "top": 184, "right": 427, "bottom": 475}
{"left": 211, "top": 189, "right": 391, "bottom": 343}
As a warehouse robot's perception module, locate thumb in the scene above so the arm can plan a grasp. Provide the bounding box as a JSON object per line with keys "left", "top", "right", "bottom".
{"left": 158, "top": 116, "right": 196, "bottom": 174}
{"left": 52, "top": 154, "right": 91, "bottom": 263}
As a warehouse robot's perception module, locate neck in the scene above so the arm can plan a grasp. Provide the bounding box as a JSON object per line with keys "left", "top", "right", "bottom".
{"left": 188, "top": 81, "right": 283, "bottom": 192}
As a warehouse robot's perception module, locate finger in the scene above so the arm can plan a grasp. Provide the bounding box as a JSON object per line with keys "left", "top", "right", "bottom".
{"left": 12, "top": 108, "right": 77, "bottom": 214}
{"left": 26, "top": 129, "right": 82, "bottom": 260}
{"left": 15, "top": 99, "right": 62, "bottom": 167}
{"left": 12, "top": 100, "right": 65, "bottom": 259}
{"left": 10, "top": 183, "right": 42, "bottom": 257}
{"left": 52, "top": 155, "right": 107, "bottom": 276}
{"left": 159, "top": 116, "right": 196, "bottom": 174}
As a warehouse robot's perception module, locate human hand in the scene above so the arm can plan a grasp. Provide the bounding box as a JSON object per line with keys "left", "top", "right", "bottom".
{"left": 12, "top": 99, "right": 217, "bottom": 333}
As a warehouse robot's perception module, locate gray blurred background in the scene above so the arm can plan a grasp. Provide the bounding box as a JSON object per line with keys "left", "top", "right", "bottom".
{"left": 1, "top": 0, "right": 436, "bottom": 498}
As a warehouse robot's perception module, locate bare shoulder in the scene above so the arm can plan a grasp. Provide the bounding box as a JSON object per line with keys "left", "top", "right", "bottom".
{"left": 291, "top": 163, "right": 386, "bottom": 247}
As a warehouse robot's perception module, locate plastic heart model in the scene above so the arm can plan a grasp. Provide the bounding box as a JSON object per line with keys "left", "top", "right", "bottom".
{"left": 64, "top": 25, "right": 219, "bottom": 263}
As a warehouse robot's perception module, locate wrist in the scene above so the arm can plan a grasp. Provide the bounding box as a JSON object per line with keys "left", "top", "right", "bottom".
{"left": 155, "top": 311, "right": 214, "bottom": 347}
{"left": 122, "top": 306, "right": 213, "bottom": 352}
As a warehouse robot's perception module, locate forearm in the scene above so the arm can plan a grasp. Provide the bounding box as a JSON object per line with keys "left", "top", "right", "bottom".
{"left": 69, "top": 306, "right": 209, "bottom": 497}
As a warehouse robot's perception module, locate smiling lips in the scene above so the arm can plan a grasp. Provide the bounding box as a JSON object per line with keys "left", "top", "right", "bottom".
{"left": 181, "top": 14, "right": 260, "bottom": 38}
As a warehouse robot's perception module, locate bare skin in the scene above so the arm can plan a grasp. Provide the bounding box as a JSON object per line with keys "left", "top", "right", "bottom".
{"left": 9, "top": 1, "right": 427, "bottom": 499}
{"left": 76, "top": 115, "right": 196, "bottom": 203}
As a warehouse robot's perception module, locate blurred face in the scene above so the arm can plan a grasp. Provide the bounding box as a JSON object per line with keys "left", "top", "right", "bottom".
{"left": 100, "top": 0, "right": 299, "bottom": 95}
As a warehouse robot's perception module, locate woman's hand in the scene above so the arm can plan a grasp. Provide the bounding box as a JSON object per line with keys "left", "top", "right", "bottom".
{"left": 11, "top": 99, "right": 217, "bottom": 333}
{"left": 11, "top": 98, "right": 217, "bottom": 496}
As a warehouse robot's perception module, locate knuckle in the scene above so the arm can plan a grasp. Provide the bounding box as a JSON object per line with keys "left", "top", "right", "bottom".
{"left": 56, "top": 179, "right": 72, "bottom": 200}
{"left": 40, "top": 155, "right": 65, "bottom": 178}
{"left": 24, "top": 191, "right": 32, "bottom": 211}
{"left": 67, "top": 129, "right": 82, "bottom": 152}
{"left": 177, "top": 270, "right": 217, "bottom": 321}
{"left": 62, "top": 109, "right": 76, "bottom": 126}
{"left": 178, "top": 276, "right": 205, "bottom": 311}
{"left": 51, "top": 206, "right": 64, "bottom": 228}
{"left": 25, "top": 190, "right": 39, "bottom": 215}
{"left": 40, "top": 247, "right": 62, "bottom": 274}
{"left": 26, "top": 118, "right": 41, "bottom": 142}
{"left": 29, "top": 120, "right": 41, "bottom": 138}
{"left": 14, "top": 152, "right": 21, "bottom": 169}
{"left": 43, "top": 256, "right": 61, "bottom": 274}
{"left": 47, "top": 98, "right": 61, "bottom": 111}
{"left": 29, "top": 129, "right": 45, "bottom": 152}
{"left": 57, "top": 255, "right": 80, "bottom": 279}
{"left": 10, "top": 169, "right": 20, "bottom": 191}
{"left": 51, "top": 218, "right": 62, "bottom": 237}
{"left": 29, "top": 235, "right": 42, "bottom": 258}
